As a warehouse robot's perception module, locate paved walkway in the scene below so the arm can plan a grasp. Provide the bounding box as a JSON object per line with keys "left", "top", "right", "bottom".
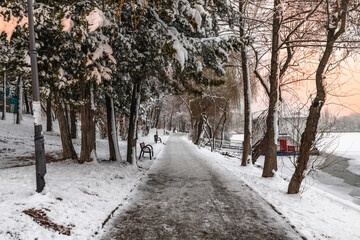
{"left": 102, "top": 134, "right": 301, "bottom": 240}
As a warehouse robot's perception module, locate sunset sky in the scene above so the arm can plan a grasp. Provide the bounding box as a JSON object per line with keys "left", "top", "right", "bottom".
{"left": 254, "top": 57, "right": 360, "bottom": 117}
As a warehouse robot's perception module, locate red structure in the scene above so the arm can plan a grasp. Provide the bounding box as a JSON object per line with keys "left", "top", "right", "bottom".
{"left": 277, "top": 136, "right": 298, "bottom": 155}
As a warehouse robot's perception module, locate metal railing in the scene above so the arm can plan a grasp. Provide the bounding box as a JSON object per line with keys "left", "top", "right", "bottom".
{"left": 202, "top": 138, "right": 243, "bottom": 152}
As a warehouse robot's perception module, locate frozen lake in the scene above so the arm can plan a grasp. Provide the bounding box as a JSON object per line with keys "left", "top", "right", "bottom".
{"left": 321, "top": 132, "right": 360, "bottom": 176}
{"left": 230, "top": 132, "right": 360, "bottom": 205}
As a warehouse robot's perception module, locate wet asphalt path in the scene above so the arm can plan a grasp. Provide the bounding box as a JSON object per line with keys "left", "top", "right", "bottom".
{"left": 102, "top": 134, "right": 302, "bottom": 240}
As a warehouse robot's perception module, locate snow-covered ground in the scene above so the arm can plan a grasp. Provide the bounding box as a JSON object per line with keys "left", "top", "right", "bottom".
{"left": 196, "top": 136, "right": 360, "bottom": 240}
{"left": 1, "top": 115, "right": 359, "bottom": 239}
{"left": 0, "top": 115, "right": 64, "bottom": 169}
{"left": 0, "top": 114, "right": 168, "bottom": 239}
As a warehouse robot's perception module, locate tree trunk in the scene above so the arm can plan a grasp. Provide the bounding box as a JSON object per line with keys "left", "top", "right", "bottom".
{"left": 220, "top": 111, "right": 227, "bottom": 148}
{"left": 262, "top": 0, "right": 282, "bottom": 177}
{"left": 239, "top": 0, "right": 252, "bottom": 166}
{"left": 16, "top": 76, "right": 23, "bottom": 124}
{"left": 252, "top": 136, "right": 267, "bottom": 164}
{"left": 65, "top": 104, "right": 70, "bottom": 132}
{"left": 202, "top": 115, "right": 214, "bottom": 151}
{"left": 57, "top": 100, "right": 78, "bottom": 160}
{"left": 70, "top": 108, "right": 77, "bottom": 139}
{"left": 155, "top": 105, "right": 161, "bottom": 129}
{"left": 2, "top": 71, "right": 6, "bottom": 120}
{"left": 150, "top": 107, "right": 155, "bottom": 128}
{"left": 126, "top": 82, "right": 141, "bottom": 164}
{"left": 163, "top": 114, "right": 166, "bottom": 130}
{"left": 169, "top": 111, "right": 173, "bottom": 131}
{"left": 106, "top": 95, "right": 122, "bottom": 162}
{"left": 287, "top": 103, "right": 322, "bottom": 193}
{"left": 288, "top": 1, "right": 348, "bottom": 193}
{"left": 30, "top": 99, "right": 33, "bottom": 115}
{"left": 194, "top": 116, "right": 204, "bottom": 145}
{"left": 46, "top": 95, "right": 52, "bottom": 131}
{"left": 79, "top": 80, "right": 96, "bottom": 163}
{"left": 24, "top": 90, "right": 30, "bottom": 114}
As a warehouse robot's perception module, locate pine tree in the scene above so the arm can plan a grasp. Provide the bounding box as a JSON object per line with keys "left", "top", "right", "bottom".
{"left": 0, "top": 1, "right": 29, "bottom": 121}
{"left": 111, "top": 1, "right": 240, "bottom": 164}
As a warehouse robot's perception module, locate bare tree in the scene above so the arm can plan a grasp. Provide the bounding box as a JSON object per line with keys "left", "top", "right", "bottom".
{"left": 239, "top": 0, "right": 253, "bottom": 166}
{"left": 248, "top": 0, "right": 324, "bottom": 176}
{"left": 288, "top": 0, "right": 352, "bottom": 193}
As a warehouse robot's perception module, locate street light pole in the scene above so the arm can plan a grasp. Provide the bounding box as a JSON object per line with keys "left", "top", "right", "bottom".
{"left": 27, "top": 0, "right": 46, "bottom": 193}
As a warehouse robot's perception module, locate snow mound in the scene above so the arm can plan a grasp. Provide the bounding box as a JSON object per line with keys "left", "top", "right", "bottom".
{"left": 86, "top": 8, "right": 109, "bottom": 32}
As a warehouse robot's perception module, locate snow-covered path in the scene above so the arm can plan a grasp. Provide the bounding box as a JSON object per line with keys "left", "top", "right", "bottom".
{"left": 102, "top": 134, "right": 301, "bottom": 240}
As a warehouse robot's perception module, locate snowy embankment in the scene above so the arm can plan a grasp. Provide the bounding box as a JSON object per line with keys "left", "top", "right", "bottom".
{"left": 195, "top": 136, "right": 360, "bottom": 240}
{"left": 0, "top": 115, "right": 168, "bottom": 239}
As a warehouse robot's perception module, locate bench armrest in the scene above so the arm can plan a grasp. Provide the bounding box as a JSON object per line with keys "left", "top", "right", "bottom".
{"left": 141, "top": 146, "right": 152, "bottom": 152}
{"left": 145, "top": 144, "right": 153, "bottom": 151}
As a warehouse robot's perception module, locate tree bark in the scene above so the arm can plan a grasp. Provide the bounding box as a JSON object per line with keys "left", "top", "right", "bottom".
{"left": 2, "top": 71, "right": 6, "bottom": 120}
{"left": 30, "top": 99, "right": 33, "bottom": 115}
{"left": 79, "top": 80, "right": 96, "bottom": 163}
{"left": 24, "top": 90, "right": 30, "bottom": 114}
{"left": 194, "top": 116, "right": 204, "bottom": 145}
{"left": 163, "top": 114, "right": 166, "bottom": 130}
{"left": 65, "top": 104, "right": 70, "bottom": 132}
{"left": 240, "top": 0, "right": 252, "bottom": 166}
{"left": 70, "top": 108, "right": 77, "bottom": 139}
{"left": 252, "top": 136, "right": 267, "bottom": 164}
{"left": 155, "top": 105, "right": 162, "bottom": 129}
{"left": 57, "top": 100, "right": 78, "bottom": 160}
{"left": 169, "top": 111, "right": 173, "bottom": 131}
{"left": 46, "top": 95, "right": 52, "bottom": 131}
{"left": 262, "top": 0, "right": 282, "bottom": 177}
{"left": 288, "top": 0, "right": 349, "bottom": 193}
{"left": 220, "top": 111, "right": 227, "bottom": 148}
{"left": 126, "top": 82, "right": 141, "bottom": 164}
{"left": 150, "top": 107, "right": 155, "bottom": 128}
{"left": 106, "top": 95, "right": 122, "bottom": 161}
{"left": 16, "top": 76, "right": 23, "bottom": 124}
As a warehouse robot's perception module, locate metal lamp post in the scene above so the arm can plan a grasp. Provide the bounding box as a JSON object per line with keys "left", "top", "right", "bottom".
{"left": 27, "top": 0, "right": 46, "bottom": 193}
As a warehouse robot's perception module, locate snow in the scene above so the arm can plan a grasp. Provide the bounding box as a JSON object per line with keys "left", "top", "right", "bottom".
{"left": 195, "top": 139, "right": 360, "bottom": 240}
{"left": 172, "top": 38, "right": 188, "bottom": 71}
{"left": 186, "top": 5, "right": 202, "bottom": 31}
{"left": 61, "top": 17, "right": 74, "bottom": 33}
{"left": 86, "top": 8, "right": 109, "bottom": 33}
{"left": 2, "top": 114, "right": 359, "bottom": 239}
{"left": 0, "top": 7, "right": 27, "bottom": 42}
{"left": 90, "top": 67, "right": 102, "bottom": 84}
{"left": 32, "top": 101, "right": 42, "bottom": 126}
{"left": 86, "top": 42, "right": 116, "bottom": 83}
{"left": 0, "top": 114, "right": 168, "bottom": 239}
{"left": 91, "top": 44, "right": 116, "bottom": 65}
{"left": 349, "top": 159, "right": 360, "bottom": 175}
{"left": 0, "top": 115, "right": 62, "bottom": 169}
{"left": 230, "top": 133, "right": 244, "bottom": 141}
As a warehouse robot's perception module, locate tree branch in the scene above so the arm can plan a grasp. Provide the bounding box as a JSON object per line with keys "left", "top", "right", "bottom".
{"left": 251, "top": 44, "right": 270, "bottom": 96}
